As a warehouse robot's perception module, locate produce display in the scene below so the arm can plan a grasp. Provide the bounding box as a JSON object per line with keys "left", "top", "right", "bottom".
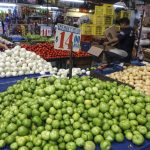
{"left": 0, "top": 45, "right": 54, "bottom": 77}
{"left": 108, "top": 65, "right": 150, "bottom": 96}
{"left": 21, "top": 43, "right": 91, "bottom": 60}
{"left": 0, "top": 76, "right": 150, "bottom": 150}
{"left": 0, "top": 45, "right": 90, "bottom": 78}
{"left": 56, "top": 68, "right": 90, "bottom": 78}
{"left": 73, "top": 51, "right": 91, "bottom": 58}
{"left": 21, "top": 43, "right": 70, "bottom": 60}
{"left": 24, "top": 34, "right": 54, "bottom": 42}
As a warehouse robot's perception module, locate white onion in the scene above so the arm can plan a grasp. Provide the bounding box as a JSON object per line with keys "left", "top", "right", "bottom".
{"left": 12, "top": 72, "right": 17, "bottom": 76}
{"left": 0, "top": 72, "right": 5, "bottom": 78}
{"left": 0, "top": 46, "right": 53, "bottom": 78}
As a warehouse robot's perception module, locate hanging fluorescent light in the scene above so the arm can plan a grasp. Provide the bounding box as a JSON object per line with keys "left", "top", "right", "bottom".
{"left": 39, "top": 6, "right": 59, "bottom": 10}
{"left": 52, "top": 7, "right": 59, "bottom": 10}
{"left": 114, "top": 4, "right": 124, "bottom": 8}
{"left": 39, "top": 6, "right": 51, "bottom": 10}
{"left": 0, "top": 3, "right": 16, "bottom": 7}
{"left": 60, "top": 0, "right": 84, "bottom": 3}
{"left": 114, "top": 2, "right": 128, "bottom": 9}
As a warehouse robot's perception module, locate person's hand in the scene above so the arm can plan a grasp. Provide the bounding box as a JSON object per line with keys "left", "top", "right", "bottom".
{"left": 0, "top": 43, "right": 8, "bottom": 50}
{"left": 4, "top": 45, "right": 8, "bottom": 50}
{"left": 103, "top": 42, "right": 109, "bottom": 47}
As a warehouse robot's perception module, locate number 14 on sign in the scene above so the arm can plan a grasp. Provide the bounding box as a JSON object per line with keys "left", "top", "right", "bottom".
{"left": 55, "top": 30, "right": 80, "bottom": 52}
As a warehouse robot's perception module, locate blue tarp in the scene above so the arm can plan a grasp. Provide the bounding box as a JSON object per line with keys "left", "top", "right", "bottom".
{"left": 93, "top": 64, "right": 124, "bottom": 75}
{"left": 0, "top": 73, "right": 51, "bottom": 92}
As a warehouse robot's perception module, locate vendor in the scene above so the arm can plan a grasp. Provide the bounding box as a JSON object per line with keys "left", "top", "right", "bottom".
{"left": 104, "top": 17, "right": 135, "bottom": 63}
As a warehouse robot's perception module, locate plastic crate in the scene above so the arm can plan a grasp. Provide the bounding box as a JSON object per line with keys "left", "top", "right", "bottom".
{"left": 81, "top": 35, "right": 93, "bottom": 42}
{"left": 80, "top": 24, "right": 93, "bottom": 35}
{"left": 115, "top": 25, "right": 120, "bottom": 32}
{"left": 95, "top": 4, "right": 114, "bottom": 16}
{"left": 92, "top": 26, "right": 108, "bottom": 36}
{"left": 81, "top": 42, "right": 91, "bottom": 52}
{"left": 92, "top": 15, "right": 113, "bottom": 26}
{"left": 117, "top": 11, "right": 131, "bottom": 19}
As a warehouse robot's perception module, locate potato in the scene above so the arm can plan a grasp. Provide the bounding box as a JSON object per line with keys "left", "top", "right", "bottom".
{"left": 108, "top": 65, "right": 150, "bottom": 95}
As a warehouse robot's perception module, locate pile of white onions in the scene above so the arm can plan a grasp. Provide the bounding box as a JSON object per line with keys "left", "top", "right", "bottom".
{"left": 108, "top": 65, "right": 150, "bottom": 95}
{"left": 56, "top": 68, "right": 90, "bottom": 78}
{"left": 0, "top": 45, "right": 91, "bottom": 78}
{"left": 0, "top": 45, "right": 55, "bottom": 77}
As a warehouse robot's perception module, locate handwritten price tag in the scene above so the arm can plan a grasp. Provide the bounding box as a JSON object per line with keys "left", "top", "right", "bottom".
{"left": 54, "top": 24, "right": 81, "bottom": 52}
{"left": 40, "top": 26, "right": 52, "bottom": 37}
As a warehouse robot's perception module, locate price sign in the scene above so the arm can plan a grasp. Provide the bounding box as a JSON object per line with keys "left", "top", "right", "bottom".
{"left": 40, "top": 26, "right": 52, "bottom": 37}
{"left": 54, "top": 24, "right": 81, "bottom": 52}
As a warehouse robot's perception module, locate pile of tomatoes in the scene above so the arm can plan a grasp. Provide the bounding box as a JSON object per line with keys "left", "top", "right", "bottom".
{"left": 21, "top": 43, "right": 91, "bottom": 60}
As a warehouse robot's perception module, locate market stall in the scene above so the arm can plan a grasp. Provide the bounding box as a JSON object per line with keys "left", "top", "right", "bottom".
{"left": 0, "top": 0, "right": 150, "bottom": 150}
{"left": 0, "top": 76, "right": 150, "bottom": 150}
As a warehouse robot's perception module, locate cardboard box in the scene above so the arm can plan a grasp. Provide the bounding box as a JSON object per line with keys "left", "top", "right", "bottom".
{"left": 143, "top": 17, "right": 150, "bottom": 27}
{"left": 105, "top": 25, "right": 117, "bottom": 42}
{"left": 88, "top": 45, "right": 104, "bottom": 57}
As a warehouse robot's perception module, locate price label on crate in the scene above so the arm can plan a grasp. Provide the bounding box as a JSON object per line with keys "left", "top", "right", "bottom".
{"left": 54, "top": 24, "right": 81, "bottom": 52}
{"left": 40, "top": 26, "right": 52, "bottom": 37}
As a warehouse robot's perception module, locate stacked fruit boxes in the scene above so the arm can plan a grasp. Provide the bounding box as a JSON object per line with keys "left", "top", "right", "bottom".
{"left": 91, "top": 4, "right": 114, "bottom": 36}
{"left": 117, "top": 10, "right": 131, "bottom": 19}
{"left": 80, "top": 4, "right": 114, "bottom": 36}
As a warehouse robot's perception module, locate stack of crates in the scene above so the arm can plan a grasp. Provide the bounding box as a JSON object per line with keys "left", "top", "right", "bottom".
{"left": 95, "top": 4, "right": 114, "bottom": 16}
{"left": 80, "top": 4, "right": 114, "bottom": 37}
{"left": 92, "top": 26, "right": 108, "bottom": 36}
{"left": 91, "top": 4, "right": 114, "bottom": 36}
{"left": 117, "top": 10, "right": 131, "bottom": 19}
{"left": 80, "top": 24, "right": 93, "bottom": 35}
{"left": 80, "top": 24, "right": 93, "bottom": 51}
{"left": 92, "top": 15, "right": 113, "bottom": 26}
{"left": 114, "top": 10, "right": 131, "bottom": 31}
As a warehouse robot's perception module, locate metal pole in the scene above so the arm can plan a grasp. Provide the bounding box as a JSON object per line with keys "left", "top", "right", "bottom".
{"left": 47, "top": 0, "right": 49, "bottom": 26}
{"left": 137, "top": 9, "right": 145, "bottom": 50}
{"left": 69, "top": 42, "right": 73, "bottom": 78}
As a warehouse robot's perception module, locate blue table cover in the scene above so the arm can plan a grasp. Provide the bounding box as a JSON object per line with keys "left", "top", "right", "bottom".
{"left": 1, "top": 139, "right": 150, "bottom": 150}
{"left": 93, "top": 64, "right": 123, "bottom": 75}
{"left": 0, "top": 73, "right": 150, "bottom": 150}
{"left": 0, "top": 73, "right": 51, "bottom": 92}
{"left": 131, "top": 60, "right": 145, "bottom": 66}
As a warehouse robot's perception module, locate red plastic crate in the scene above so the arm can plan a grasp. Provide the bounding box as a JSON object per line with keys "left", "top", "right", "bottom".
{"left": 81, "top": 35, "right": 93, "bottom": 42}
